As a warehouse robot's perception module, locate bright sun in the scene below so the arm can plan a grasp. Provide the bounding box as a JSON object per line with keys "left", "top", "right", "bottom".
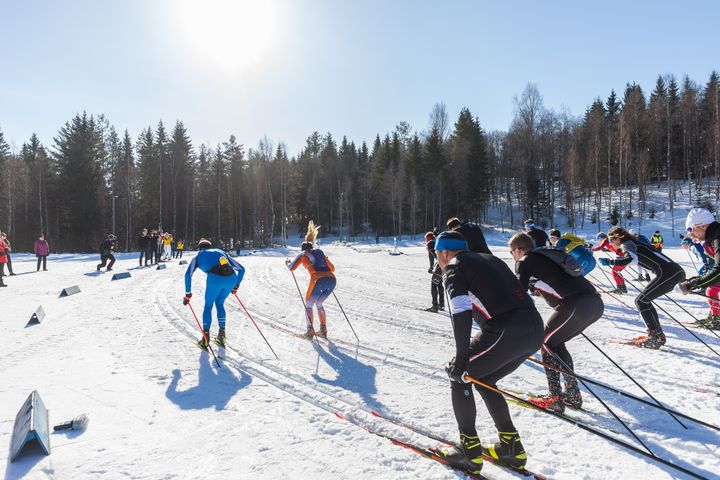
{"left": 176, "top": 0, "right": 278, "bottom": 73}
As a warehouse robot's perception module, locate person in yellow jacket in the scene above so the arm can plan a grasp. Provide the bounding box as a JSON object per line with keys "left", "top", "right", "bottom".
{"left": 286, "top": 221, "right": 336, "bottom": 338}
{"left": 176, "top": 239, "right": 185, "bottom": 259}
{"left": 650, "top": 231, "right": 664, "bottom": 252}
{"left": 163, "top": 233, "right": 173, "bottom": 260}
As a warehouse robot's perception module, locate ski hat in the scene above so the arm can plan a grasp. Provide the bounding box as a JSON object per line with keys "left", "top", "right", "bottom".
{"left": 549, "top": 229, "right": 561, "bottom": 238}
{"left": 424, "top": 232, "right": 435, "bottom": 242}
{"left": 434, "top": 231, "right": 468, "bottom": 252}
{"left": 685, "top": 208, "right": 715, "bottom": 231}
{"left": 432, "top": 227, "right": 440, "bottom": 236}
{"left": 197, "top": 238, "right": 212, "bottom": 249}
{"left": 596, "top": 232, "right": 607, "bottom": 240}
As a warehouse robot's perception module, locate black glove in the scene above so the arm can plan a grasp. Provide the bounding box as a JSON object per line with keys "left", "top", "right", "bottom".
{"left": 428, "top": 267, "right": 433, "bottom": 274}
{"left": 444, "top": 357, "right": 469, "bottom": 383}
{"left": 231, "top": 284, "right": 239, "bottom": 294}
{"left": 183, "top": 293, "right": 192, "bottom": 305}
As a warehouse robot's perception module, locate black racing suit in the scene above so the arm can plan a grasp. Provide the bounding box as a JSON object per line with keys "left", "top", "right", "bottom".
{"left": 516, "top": 250, "right": 604, "bottom": 396}
{"left": 607, "top": 239, "right": 685, "bottom": 335}
{"left": 98, "top": 239, "right": 117, "bottom": 270}
{"left": 453, "top": 221, "right": 492, "bottom": 254}
{"left": 526, "top": 227, "right": 549, "bottom": 248}
{"left": 444, "top": 252, "right": 543, "bottom": 437}
{"left": 426, "top": 237, "right": 444, "bottom": 309}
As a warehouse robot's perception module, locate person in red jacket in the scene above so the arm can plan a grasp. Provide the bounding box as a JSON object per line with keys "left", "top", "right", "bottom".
{"left": 592, "top": 232, "right": 627, "bottom": 293}
{"left": 0, "top": 233, "right": 8, "bottom": 287}
{"left": 34, "top": 234, "right": 50, "bottom": 272}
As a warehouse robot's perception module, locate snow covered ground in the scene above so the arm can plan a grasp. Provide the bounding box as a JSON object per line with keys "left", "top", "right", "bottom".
{"left": 1, "top": 237, "right": 719, "bottom": 479}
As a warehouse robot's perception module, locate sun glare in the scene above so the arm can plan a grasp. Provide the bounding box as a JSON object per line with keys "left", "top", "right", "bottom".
{"left": 176, "top": 0, "right": 278, "bottom": 73}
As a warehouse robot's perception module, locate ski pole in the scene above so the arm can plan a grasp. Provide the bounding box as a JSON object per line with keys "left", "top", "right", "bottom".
{"left": 582, "top": 332, "right": 687, "bottom": 429}
{"left": 463, "top": 375, "right": 710, "bottom": 480}
{"left": 332, "top": 291, "right": 360, "bottom": 343}
{"left": 685, "top": 247, "right": 699, "bottom": 272}
{"left": 525, "top": 356, "right": 720, "bottom": 432}
{"left": 233, "top": 293, "right": 279, "bottom": 359}
{"left": 186, "top": 302, "right": 221, "bottom": 369}
{"left": 541, "top": 345, "right": 654, "bottom": 455}
{"left": 290, "top": 270, "right": 320, "bottom": 345}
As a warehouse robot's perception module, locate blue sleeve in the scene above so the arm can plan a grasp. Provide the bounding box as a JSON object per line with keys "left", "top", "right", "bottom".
{"left": 185, "top": 257, "right": 198, "bottom": 293}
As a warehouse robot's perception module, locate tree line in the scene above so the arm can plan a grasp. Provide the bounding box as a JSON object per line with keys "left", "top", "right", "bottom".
{"left": 0, "top": 70, "right": 718, "bottom": 252}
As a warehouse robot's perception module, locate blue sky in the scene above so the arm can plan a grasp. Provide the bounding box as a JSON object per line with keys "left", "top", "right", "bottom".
{"left": 1, "top": 0, "right": 718, "bottom": 155}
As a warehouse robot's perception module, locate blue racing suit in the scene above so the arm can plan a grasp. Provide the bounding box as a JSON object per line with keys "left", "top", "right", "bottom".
{"left": 185, "top": 248, "right": 245, "bottom": 330}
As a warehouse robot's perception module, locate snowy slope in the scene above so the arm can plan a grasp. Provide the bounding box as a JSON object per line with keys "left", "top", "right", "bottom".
{"left": 1, "top": 240, "right": 719, "bottom": 480}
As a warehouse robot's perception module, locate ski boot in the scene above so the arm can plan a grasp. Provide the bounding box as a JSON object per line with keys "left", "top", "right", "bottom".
{"left": 318, "top": 323, "right": 328, "bottom": 339}
{"left": 216, "top": 328, "right": 226, "bottom": 347}
{"left": 0, "top": 279, "right": 6, "bottom": 288}
{"left": 438, "top": 304, "right": 445, "bottom": 311}
{"left": 562, "top": 388, "right": 583, "bottom": 410}
{"left": 483, "top": 431, "right": 527, "bottom": 471}
{"left": 302, "top": 325, "right": 315, "bottom": 339}
{"left": 636, "top": 276, "right": 644, "bottom": 282}
{"left": 527, "top": 394, "right": 564, "bottom": 413}
{"left": 645, "top": 274, "right": 651, "bottom": 282}
{"left": 435, "top": 434, "right": 483, "bottom": 475}
{"left": 630, "top": 330, "right": 665, "bottom": 349}
{"left": 425, "top": 305, "right": 439, "bottom": 313}
{"left": 198, "top": 329, "right": 210, "bottom": 349}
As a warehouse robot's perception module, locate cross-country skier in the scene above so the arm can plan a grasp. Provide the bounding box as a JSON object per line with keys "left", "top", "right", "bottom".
{"left": 555, "top": 231, "right": 596, "bottom": 276}
{"left": 677, "top": 208, "right": 720, "bottom": 330}
{"left": 286, "top": 221, "right": 336, "bottom": 338}
{"left": 184, "top": 238, "right": 245, "bottom": 347}
{"left": 628, "top": 229, "right": 651, "bottom": 281}
{"left": 447, "top": 217, "right": 492, "bottom": 254}
{"left": 424, "top": 231, "right": 444, "bottom": 312}
{"left": 600, "top": 226, "right": 686, "bottom": 348}
{"left": 433, "top": 231, "right": 543, "bottom": 475}
{"left": 97, "top": 234, "right": 118, "bottom": 271}
{"left": 523, "top": 219, "right": 549, "bottom": 248}
{"left": 509, "top": 233, "right": 603, "bottom": 412}
{"left": 592, "top": 232, "right": 628, "bottom": 293}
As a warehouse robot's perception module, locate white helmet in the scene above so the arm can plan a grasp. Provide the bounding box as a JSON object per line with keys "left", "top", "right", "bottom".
{"left": 685, "top": 208, "right": 715, "bottom": 231}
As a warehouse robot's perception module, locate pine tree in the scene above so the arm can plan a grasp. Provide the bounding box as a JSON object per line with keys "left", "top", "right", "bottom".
{"left": 54, "top": 113, "right": 106, "bottom": 250}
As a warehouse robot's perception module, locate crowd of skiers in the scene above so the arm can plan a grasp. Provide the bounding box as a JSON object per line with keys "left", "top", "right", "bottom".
{"left": 420, "top": 209, "right": 719, "bottom": 474}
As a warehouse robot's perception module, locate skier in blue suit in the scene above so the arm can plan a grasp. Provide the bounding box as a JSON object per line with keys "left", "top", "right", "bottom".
{"left": 184, "top": 238, "right": 245, "bottom": 348}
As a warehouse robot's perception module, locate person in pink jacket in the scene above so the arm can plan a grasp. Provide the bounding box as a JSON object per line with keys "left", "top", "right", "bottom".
{"left": 34, "top": 234, "right": 50, "bottom": 271}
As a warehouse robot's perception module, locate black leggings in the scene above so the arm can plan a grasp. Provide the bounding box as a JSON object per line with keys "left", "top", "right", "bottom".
{"left": 431, "top": 268, "right": 444, "bottom": 307}
{"left": 451, "top": 309, "right": 543, "bottom": 436}
{"left": 36, "top": 255, "right": 47, "bottom": 271}
{"left": 635, "top": 266, "right": 685, "bottom": 333}
{"left": 98, "top": 254, "right": 116, "bottom": 270}
{"left": 542, "top": 293, "right": 604, "bottom": 395}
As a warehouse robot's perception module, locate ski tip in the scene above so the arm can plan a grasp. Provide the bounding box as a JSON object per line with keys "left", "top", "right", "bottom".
{"left": 334, "top": 412, "right": 344, "bottom": 420}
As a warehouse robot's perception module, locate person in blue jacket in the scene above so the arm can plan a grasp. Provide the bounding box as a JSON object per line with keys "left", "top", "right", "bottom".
{"left": 183, "top": 238, "right": 245, "bottom": 348}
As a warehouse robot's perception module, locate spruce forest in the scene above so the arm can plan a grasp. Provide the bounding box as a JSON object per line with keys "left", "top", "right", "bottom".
{"left": 1, "top": 71, "right": 719, "bottom": 252}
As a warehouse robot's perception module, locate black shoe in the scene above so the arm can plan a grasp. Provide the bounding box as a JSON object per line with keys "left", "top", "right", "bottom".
{"left": 9, "top": 272, "right": 15, "bottom": 276}
{"left": 97, "top": 265, "right": 101, "bottom": 271}
{"left": 436, "top": 434, "right": 483, "bottom": 474}
{"left": 0, "top": 282, "right": 7, "bottom": 287}
{"left": 636, "top": 277, "right": 644, "bottom": 282}
{"left": 198, "top": 330, "right": 210, "bottom": 349}
{"left": 483, "top": 431, "right": 527, "bottom": 471}
{"left": 562, "top": 389, "right": 583, "bottom": 410}
{"left": 645, "top": 274, "right": 651, "bottom": 282}
{"left": 216, "top": 328, "right": 226, "bottom": 347}
{"left": 438, "top": 305, "right": 445, "bottom": 311}
{"left": 425, "top": 305, "right": 439, "bottom": 313}
{"left": 106, "top": 268, "right": 113, "bottom": 271}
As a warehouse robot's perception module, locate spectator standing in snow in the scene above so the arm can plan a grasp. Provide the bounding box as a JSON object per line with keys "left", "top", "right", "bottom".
{"left": 138, "top": 228, "right": 150, "bottom": 266}
{"left": 0, "top": 233, "right": 9, "bottom": 287}
{"left": 34, "top": 234, "right": 50, "bottom": 271}
{"left": 0, "top": 232, "right": 15, "bottom": 275}
{"left": 447, "top": 217, "right": 492, "bottom": 254}
{"left": 650, "top": 230, "right": 664, "bottom": 252}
